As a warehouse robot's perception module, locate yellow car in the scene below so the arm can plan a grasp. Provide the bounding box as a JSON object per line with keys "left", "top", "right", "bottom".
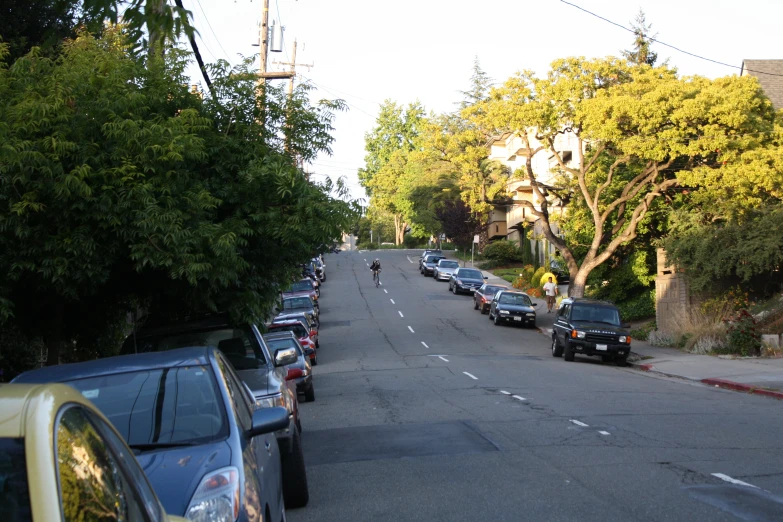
{"left": 0, "top": 382, "right": 188, "bottom": 522}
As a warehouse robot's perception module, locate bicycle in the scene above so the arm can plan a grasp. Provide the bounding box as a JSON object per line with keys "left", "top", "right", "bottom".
{"left": 372, "top": 269, "right": 381, "bottom": 288}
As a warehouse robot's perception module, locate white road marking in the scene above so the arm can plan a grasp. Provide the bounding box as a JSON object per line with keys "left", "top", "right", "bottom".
{"left": 570, "top": 420, "right": 589, "bottom": 427}
{"left": 598, "top": 431, "right": 610, "bottom": 436}
{"left": 390, "top": 299, "right": 395, "bottom": 304}
{"left": 406, "top": 256, "right": 415, "bottom": 264}
{"left": 711, "top": 473, "right": 759, "bottom": 489}
{"left": 364, "top": 259, "right": 367, "bottom": 262}
{"left": 398, "top": 311, "right": 404, "bottom": 318}
{"left": 438, "top": 356, "right": 449, "bottom": 362}
{"left": 408, "top": 326, "right": 415, "bottom": 333}
{"left": 383, "top": 289, "right": 388, "bottom": 294}
{"left": 499, "top": 390, "right": 511, "bottom": 395}
{"left": 463, "top": 372, "right": 478, "bottom": 380}
{"left": 512, "top": 395, "right": 526, "bottom": 401}
{"left": 421, "top": 342, "right": 429, "bottom": 349}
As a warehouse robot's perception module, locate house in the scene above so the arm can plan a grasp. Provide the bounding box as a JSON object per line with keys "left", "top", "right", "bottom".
{"left": 741, "top": 59, "right": 783, "bottom": 110}
{"left": 485, "top": 131, "right": 579, "bottom": 264}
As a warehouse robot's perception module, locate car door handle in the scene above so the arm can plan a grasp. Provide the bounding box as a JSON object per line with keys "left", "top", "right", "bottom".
{"left": 265, "top": 440, "right": 272, "bottom": 454}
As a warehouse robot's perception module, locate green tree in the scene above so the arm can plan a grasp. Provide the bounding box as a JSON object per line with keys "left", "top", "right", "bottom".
{"left": 621, "top": 9, "right": 658, "bottom": 66}
{"left": 458, "top": 56, "right": 493, "bottom": 109}
{"left": 469, "top": 57, "right": 776, "bottom": 296}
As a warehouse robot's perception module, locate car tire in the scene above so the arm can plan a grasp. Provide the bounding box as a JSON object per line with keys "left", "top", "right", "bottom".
{"left": 281, "top": 428, "right": 309, "bottom": 508}
{"left": 481, "top": 306, "right": 488, "bottom": 315}
{"left": 474, "top": 300, "right": 479, "bottom": 310}
{"left": 552, "top": 336, "right": 563, "bottom": 357}
{"left": 493, "top": 314, "right": 502, "bottom": 326}
{"left": 304, "top": 385, "right": 315, "bottom": 402}
{"left": 563, "top": 340, "right": 575, "bottom": 362}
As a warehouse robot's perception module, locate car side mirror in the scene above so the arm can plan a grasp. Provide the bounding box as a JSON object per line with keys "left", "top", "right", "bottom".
{"left": 484, "top": 276, "right": 488, "bottom": 279}
{"left": 247, "top": 407, "right": 289, "bottom": 438}
{"left": 274, "top": 347, "right": 298, "bottom": 367}
{"left": 532, "top": 303, "right": 538, "bottom": 306}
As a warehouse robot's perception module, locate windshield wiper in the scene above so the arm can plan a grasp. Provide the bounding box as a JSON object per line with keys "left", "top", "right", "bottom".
{"left": 129, "top": 441, "right": 200, "bottom": 451}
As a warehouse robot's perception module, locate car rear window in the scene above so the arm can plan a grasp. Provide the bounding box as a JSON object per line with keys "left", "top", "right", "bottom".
{"left": 269, "top": 323, "right": 308, "bottom": 338}
{"left": 0, "top": 438, "right": 32, "bottom": 522}
{"left": 283, "top": 297, "right": 312, "bottom": 310}
{"left": 68, "top": 366, "right": 229, "bottom": 447}
{"left": 483, "top": 285, "right": 505, "bottom": 294}
{"left": 439, "top": 261, "right": 459, "bottom": 268}
{"left": 289, "top": 281, "right": 313, "bottom": 292}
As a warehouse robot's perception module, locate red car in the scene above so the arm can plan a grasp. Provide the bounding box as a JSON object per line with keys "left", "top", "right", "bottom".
{"left": 282, "top": 279, "right": 319, "bottom": 306}
{"left": 268, "top": 321, "right": 318, "bottom": 365}
{"left": 474, "top": 283, "right": 509, "bottom": 314}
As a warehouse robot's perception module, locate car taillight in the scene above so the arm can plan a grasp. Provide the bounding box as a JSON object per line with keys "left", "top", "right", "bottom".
{"left": 309, "top": 330, "right": 316, "bottom": 337}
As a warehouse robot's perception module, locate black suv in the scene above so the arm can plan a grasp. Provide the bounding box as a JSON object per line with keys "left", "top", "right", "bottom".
{"left": 551, "top": 298, "right": 632, "bottom": 365}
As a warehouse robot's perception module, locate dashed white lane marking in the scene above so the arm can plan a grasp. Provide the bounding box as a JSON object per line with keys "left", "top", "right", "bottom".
{"left": 570, "top": 420, "right": 589, "bottom": 427}
{"left": 383, "top": 289, "right": 388, "bottom": 294}
{"left": 438, "top": 356, "right": 449, "bottom": 362}
{"left": 711, "top": 473, "right": 759, "bottom": 489}
{"left": 421, "top": 342, "right": 429, "bottom": 349}
{"left": 398, "top": 311, "right": 404, "bottom": 318}
{"left": 512, "top": 395, "right": 526, "bottom": 401}
{"left": 364, "top": 259, "right": 367, "bottom": 262}
{"left": 463, "top": 372, "right": 478, "bottom": 380}
{"left": 406, "top": 256, "right": 415, "bottom": 264}
{"left": 390, "top": 299, "right": 395, "bottom": 304}
{"left": 407, "top": 326, "right": 415, "bottom": 333}
{"left": 598, "top": 431, "right": 611, "bottom": 436}
{"left": 499, "top": 390, "right": 511, "bottom": 395}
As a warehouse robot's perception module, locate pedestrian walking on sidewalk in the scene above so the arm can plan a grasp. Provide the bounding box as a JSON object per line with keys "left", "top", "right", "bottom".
{"left": 543, "top": 277, "right": 558, "bottom": 313}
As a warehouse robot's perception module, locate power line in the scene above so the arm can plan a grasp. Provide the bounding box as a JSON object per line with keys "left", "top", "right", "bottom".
{"left": 193, "top": 0, "right": 232, "bottom": 61}
{"left": 302, "top": 76, "right": 378, "bottom": 118}
{"left": 274, "top": 0, "right": 291, "bottom": 64}
{"left": 559, "top": 0, "right": 783, "bottom": 77}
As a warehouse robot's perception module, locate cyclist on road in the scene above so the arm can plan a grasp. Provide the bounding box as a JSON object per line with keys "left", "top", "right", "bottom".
{"left": 370, "top": 259, "right": 382, "bottom": 287}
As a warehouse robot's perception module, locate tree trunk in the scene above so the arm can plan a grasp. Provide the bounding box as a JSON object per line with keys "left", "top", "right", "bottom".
{"left": 397, "top": 221, "right": 407, "bottom": 245}
{"left": 569, "top": 269, "right": 589, "bottom": 298}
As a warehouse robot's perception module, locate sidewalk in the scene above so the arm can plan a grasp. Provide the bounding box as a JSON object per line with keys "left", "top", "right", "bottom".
{"left": 628, "top": 341, "right": 783, "bottom": 400}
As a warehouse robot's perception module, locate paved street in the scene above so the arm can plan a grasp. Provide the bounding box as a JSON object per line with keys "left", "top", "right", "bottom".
{"left": 290, "top": 251, "right": 783, "bottom": 522}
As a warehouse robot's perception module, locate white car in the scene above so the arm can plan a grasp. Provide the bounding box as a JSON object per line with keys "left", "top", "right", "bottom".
{"left": 433, "top": 259, "right": 460, "bottom": 281}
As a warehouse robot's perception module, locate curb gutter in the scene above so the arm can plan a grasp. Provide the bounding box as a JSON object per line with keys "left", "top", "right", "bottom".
{"left": 627, "top": 359, "right": 783, "bottom": 400}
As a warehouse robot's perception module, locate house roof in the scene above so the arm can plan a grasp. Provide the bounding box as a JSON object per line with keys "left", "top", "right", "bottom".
{"left": 741, "top": 59, "right": 783, "bottom": 110}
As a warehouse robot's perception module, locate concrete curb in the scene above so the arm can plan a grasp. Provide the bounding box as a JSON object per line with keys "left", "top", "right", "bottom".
{"left": 626, "top": 359, "right": 783, "bottom": 400}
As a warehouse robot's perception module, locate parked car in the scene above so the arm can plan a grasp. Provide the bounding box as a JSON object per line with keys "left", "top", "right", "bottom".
{"left": 264, "top": 331, "right": 316, "bottom": 402}
{"left": 419, "top": 249, "right": 442, "bottom": 268}
{"left": 421, "top": 254, "right": 446, "bottom": 276}
{"left": 118, "top": 314, "right": 310, "bottom": 508}
{"left": 283, "top": 278, "right": 320, "bottom": 305}
{"left": 488, "top": 290, "right": 538, "bottom": 327}
{"left": 549, "top": 260, "right": 571, "bottom": 285}
{"left": 280, "top": 295, "right": 320, "bottom": 324}
{"left": 448, "top": 267, "right": 487, "bottom": 293}
{"left": 273, "top": 311, "right": 319, "bottom": 348}
{"left": 0, "top": 382, "right": 191, "bottom": 522}
{"left": 551, "top": 297, "right": 632, "bottom": 365}
{"left": 13, "top": 350, "right": 294, "bottom": 519}
{"left": 474, "top": 283, "right": 509, "bottom": 313}
{"left": 268, "top": 321, "right": 317, "bottom": 363}
{"left": 433, "top": 259, "right": 460, "bottom": 281}
{"left": 312, "top": 257, "right": 326, "bottom": 282}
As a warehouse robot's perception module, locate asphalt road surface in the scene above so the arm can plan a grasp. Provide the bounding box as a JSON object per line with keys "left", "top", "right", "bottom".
{"left": 289, "top": 250, "right": 783, "bottom": 522}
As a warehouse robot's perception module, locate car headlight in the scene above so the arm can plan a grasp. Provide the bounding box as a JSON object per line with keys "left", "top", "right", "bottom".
{"left": 499, "top": 310, "right": 509, "bottom": 315}
{"left": 619, "top": 336, "right": 631, "bottom": 343}
{"left": 456, "top": 279, "right": 463, "bottom": 285}
{"left": 185, "top": 467, "right": 239, "bottom": 522}
{"left": 571, "top": 330, "right": 586, "bottom": 339}
{"left": 256, "top": 392, "right": 285, "bottom": 410}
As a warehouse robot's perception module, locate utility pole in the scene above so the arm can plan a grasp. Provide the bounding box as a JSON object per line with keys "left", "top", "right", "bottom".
{"left": 272, "top": 39, "right": 314, "bottom": 94}
{"left": 257, "top": 0, "right": 294, "bottom": 82}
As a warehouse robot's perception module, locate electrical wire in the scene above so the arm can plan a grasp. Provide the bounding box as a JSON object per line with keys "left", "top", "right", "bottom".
{"left": 302, "top": 77, "right": 378, "bottom": 118}
{"left": 193, "top": 0, "right": 232, "bottom": 61}
{"left": 275, "top": 0, "right": 291, "bottom": 64}
{"left": 559, "top": 0, "right": 783, "bottom": 77}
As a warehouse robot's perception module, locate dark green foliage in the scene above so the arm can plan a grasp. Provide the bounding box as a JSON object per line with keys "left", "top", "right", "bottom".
{"left": 534, "top": 241, "right": 541, "bottom": 270}
{"left": 725, "top": 310, "right": 762, "bottom": 356}
{"left": 403, "top": 235, "right": 423, "bottom": 248}
{"left": 616, "top": 290, "right": 656, "bottom": 322}
{"left": 482, "top": 240, "right": 522, "bottom": 264}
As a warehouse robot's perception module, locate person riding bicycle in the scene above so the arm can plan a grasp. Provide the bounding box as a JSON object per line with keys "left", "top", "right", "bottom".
{"left": 370, "top": 259, "right": 381, "bottom": 285}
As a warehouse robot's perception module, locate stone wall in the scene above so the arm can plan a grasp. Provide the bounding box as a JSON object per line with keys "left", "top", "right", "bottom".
{"left": 655, "top": 248, "right": 700, "bottom": 333}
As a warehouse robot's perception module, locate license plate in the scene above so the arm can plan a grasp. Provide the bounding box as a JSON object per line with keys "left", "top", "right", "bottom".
{"left": 514, "top": 317, "right": 522, "bottom": 321}
{"left": 596, "top": 344, "right": 608, "bottom": 351}
{"left": 469, "top": 288, "right": 476, "bottom": 292}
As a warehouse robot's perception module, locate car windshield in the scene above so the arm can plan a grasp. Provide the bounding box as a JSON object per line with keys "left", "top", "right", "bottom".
{"left": 269, "top": 323, "right": 308, "bottom": 338}
{"left": 459, "top": 269, "right": 483, "bottom": 279}
{"left": 129, "top": 326, "right": 266, "bottom": 365}
{"left": 68, "top": 366, "right": 229, "bottom": 447}
{"left": 483, "top": 285, "right": 505, "bottom": 294}
{"left": 426, "top": 256, "right": 444, "bottom": 263}
{"left": 289, "top": 281, "right": 313, "bottom": 292}
{"left": 571, "top": 305, "right": 621, "bottom": 325}
{"left": 283, "top": 297, "right": 312, "bottom": 310}
{"left": 0, "top": 438, "right": 32, "bottom": 521}
{"left": 439, "top": 261, "right": 459, "bottom": 268}
{"left": 499, "top": 293, "right": 532, "bottom": 306}
{"left": 266, "top": 338, "right": 302, "bottom": 355}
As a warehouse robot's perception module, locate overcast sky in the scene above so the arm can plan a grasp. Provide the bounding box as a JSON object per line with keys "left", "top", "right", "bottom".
{"left": 184, "top": 0, "right": 783, "bottom": 202}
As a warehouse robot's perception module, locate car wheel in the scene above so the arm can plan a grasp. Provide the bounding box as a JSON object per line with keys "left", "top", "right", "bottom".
{"left": 281, "top": 428, "right": 309, "bottom": 508}
{"left": 304, "top": 385, "right": 315, "bottom": 402}
{"left": 311, "top": 355, "right": 317, "bottom": 366}
{"left": 493, "top": 314, "right": 502, "bottom": 326}
{"left": 563, "top": 340, "right": 575, "bottom": 362}
{"left": 481, "top": 306, "right": 488, "bottom": 315}
{"left": 474, "top": 300, "right": 479, "bottom": 310}
{"left": 551, "top": 336, "right": 563, "bottom": 357}
{"left": 315, "top": 340, "right": 319, "bottom": 348}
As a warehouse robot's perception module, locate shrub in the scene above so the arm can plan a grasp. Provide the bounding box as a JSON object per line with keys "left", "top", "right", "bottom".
{"left": 531, "top": 267, "right": 546, "bottom": 288}
{"left": 512, "top": 276, "right": 528, "bottom": 290}
{"left": 527, "top": 287, "right": 543, "bottom": 298}
{"left": 616, "top": 290, "right": 656, "bottom": 322}
{"left": 725, "top": 310, "right": 762, "bottom": 356}
{"left": 403, "top": 235, "right": 423, "bottom": 248}
{"left": 540, "top": 272, "right": 558, "bottom": 286}
{"left": 630, "top": 321, "right": 657, "bottom": 341}
{"left": 478, "top": 259, "right": 506, "bottom": 270}
{"left": 482, "top": 241, "right": 522, "bottom": 264}
{"left": 521, "top": 265, "right": 535, "bottom": 283}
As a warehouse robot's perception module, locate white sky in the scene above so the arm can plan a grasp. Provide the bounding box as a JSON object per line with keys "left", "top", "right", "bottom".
{"left": 184, "top": 0, "right": 783, "bottom": 202}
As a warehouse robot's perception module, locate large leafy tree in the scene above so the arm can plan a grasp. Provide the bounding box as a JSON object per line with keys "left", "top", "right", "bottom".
{"left": 469, "top": 57, "right": 776, "bottom": 296}
{"left": 0, "top": 32, "right": 356, "bottom": 366}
